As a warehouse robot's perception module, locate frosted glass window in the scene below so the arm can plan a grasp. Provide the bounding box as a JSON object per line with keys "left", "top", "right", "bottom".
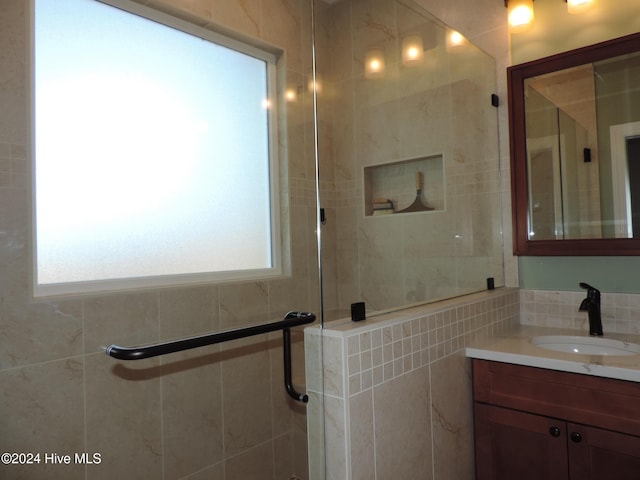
{"left": 33, "top": 0, "right": 281, "bottom": 296}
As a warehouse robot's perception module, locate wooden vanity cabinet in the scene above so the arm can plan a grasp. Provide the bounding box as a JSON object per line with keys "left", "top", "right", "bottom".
{"left": 472, "top": 359, "right": 640, "bottom": 480}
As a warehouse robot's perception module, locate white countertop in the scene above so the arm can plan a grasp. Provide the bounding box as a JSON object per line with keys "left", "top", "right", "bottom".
{"left": 466, "top": 325, "right": 640, "bottom": 383}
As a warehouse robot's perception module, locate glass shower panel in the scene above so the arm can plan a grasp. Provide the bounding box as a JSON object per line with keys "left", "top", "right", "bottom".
{"left": 313, "top": 0, "right": 503, "bottom": 321}
{"left": 447, "top": 23, "right": 502, "bottom": 298}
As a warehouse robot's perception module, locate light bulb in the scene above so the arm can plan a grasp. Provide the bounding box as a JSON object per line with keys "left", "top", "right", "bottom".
{"left": 365, "top": 49, "right": 385, "bottom": 79}
{"left": 447, "top": 30, "right": 467, "bottom": 50}
{"left": 508, "top": 0, "right": 534, "bottom": 33}
{"left": 402, "top": 35, "right": 424, "bottom": 66}
{"left": 285, "top": 88, "right": 297, "bottom": 102}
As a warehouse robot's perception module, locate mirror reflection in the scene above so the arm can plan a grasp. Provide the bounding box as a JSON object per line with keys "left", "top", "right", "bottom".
{"left": 524, "top": 50, "right": 640, "bottom": 240}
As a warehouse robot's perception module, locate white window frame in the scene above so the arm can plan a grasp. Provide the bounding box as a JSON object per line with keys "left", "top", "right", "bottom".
{"left": 31, "top": 0, "right": 284, "bottom": 297}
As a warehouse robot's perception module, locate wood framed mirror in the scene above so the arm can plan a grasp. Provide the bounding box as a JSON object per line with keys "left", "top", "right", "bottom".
{"left": 508, "top": 32, "right": 640, "bottom": 255}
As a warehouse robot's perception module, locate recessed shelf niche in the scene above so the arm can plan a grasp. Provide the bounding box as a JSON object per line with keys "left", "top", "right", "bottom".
{"left": 364, "top": 154, "right": 444, "bottom": 216}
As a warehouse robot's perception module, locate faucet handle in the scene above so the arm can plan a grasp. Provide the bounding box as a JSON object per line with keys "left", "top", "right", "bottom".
{"left": 579, "top": 282, "right": 600, "bottom": 293}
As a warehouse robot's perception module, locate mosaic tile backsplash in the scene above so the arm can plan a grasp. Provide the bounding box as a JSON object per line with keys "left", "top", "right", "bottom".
{"left": 520, "top": 289, "right": 640, "bottom": 335}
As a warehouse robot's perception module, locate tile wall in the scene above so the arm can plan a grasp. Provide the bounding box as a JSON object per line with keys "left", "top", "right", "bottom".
{"left": 520, "top": 289, "right": 640, "bottom": 335}
{"left": 305, "top": 288, "right": 520, "bottom": 480}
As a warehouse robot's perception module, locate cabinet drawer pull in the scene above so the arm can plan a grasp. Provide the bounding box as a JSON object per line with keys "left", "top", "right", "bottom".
{"left": 570, "top": 431, "right": 583, "bottom": 443}
{"left": 549, "top": 426, "right": 561, "bottom": 437}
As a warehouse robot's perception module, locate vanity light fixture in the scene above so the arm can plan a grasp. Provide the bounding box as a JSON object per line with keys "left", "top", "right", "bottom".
{"left": 401, "top": 35, "right": 424, "bottom": 66}
{"left": 505, "top": 0, "right": 534, "bottom": 33}
{"left": 565, "top": 0, "right": 595, "bottom": 14}
{"left": 365, "top": 48, "right": 385, "bottom": 78}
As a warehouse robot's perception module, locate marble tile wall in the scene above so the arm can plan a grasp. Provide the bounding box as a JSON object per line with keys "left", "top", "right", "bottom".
{"left": 305, "top": 288, "right": 520, "bottom": 480}
{"left": 520, "top": 289, "right": 640, "bottom": 335}
{"left": 0, "top": 1, "right": 318, "bottom": 479}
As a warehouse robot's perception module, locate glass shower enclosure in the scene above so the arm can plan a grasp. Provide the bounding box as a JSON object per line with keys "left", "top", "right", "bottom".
{"left": 311, "top": 0, "right": 502, "bottom": 321}
{"left": 308, "top": 0, "right": 502, "bottom": 478}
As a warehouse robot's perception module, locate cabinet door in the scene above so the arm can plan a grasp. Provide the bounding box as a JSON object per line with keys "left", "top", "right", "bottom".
{"left": 474, "top": 403, "right": 568, "bottom": 480}
{"left": 568, "top": 422, "right": 640, "bottom": 480}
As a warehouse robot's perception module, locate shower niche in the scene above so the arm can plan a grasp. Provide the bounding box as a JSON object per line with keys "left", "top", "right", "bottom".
{"left": 364, "top": 154, "right": 444, "bottom": 216}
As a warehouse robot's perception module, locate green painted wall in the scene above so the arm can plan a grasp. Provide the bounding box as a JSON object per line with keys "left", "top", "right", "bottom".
{"left": 510, "top": 0, "right": 640, "bottom": 65}
{"left": 519, "top": 257, "right": 640, "bottom": 293}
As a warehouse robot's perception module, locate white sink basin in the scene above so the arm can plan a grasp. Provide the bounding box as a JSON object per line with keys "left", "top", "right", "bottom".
{"left": 531, "top": 335, "right": 640, "bottom": 356}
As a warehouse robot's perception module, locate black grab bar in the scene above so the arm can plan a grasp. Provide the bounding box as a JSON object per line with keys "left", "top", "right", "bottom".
{"left": 106, "top": 311, "right": 315, "bottom": 403}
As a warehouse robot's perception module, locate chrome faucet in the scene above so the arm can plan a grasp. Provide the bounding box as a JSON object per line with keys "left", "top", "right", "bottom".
{"left": 579, "top": 282, "right": 603, "bottom": 336}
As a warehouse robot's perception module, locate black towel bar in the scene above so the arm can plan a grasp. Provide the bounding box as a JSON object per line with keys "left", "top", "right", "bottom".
{"left": 105, "top": 311, "right": 315, "bottom": 403}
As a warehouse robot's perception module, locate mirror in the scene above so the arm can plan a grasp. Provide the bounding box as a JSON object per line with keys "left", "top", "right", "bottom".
{"left": 508, "top": 32, "right": 640, "bottom": 255}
